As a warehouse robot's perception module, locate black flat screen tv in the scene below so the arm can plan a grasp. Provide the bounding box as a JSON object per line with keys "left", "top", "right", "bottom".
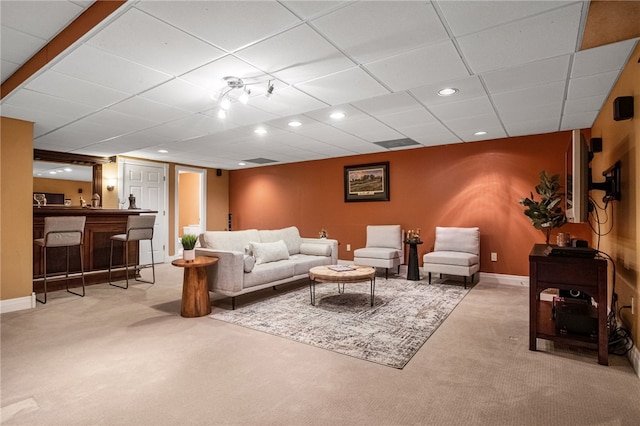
{"left": 565, "top": 129, "right": 589, "bottom": 223}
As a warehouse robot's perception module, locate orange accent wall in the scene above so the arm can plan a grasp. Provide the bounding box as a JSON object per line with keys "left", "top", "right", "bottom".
{"left": 178, "top": 172, "right": 201, "bottom": 237}
{"left": 229, "top": 132, "right": 591, "bottom": 277}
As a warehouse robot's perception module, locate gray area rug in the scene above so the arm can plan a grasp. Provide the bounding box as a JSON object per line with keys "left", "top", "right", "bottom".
{"left": 210, "top": 277, "right": 469, "bottom": 368}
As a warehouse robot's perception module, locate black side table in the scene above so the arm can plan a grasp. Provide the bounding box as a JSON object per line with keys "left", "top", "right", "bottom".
{"left": 405, "top": 239, "right": 423, "bottom": 281}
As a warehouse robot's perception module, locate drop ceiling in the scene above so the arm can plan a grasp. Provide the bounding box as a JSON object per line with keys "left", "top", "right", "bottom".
{"left": 1, "top": 1, "right": 638, "bottom": 170}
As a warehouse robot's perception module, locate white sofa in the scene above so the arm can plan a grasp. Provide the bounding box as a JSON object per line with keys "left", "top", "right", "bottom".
{"left": 196, "top": 226, "right": 337, "bottom": 309}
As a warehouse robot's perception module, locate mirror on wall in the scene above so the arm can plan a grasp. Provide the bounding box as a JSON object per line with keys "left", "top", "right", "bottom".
{"left": 33, "top": 161, "right": 92, "bottom": 182}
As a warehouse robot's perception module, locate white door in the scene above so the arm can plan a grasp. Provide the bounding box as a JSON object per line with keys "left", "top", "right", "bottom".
{"left": 123, "top": 162, "right": 166, "bottom": 265}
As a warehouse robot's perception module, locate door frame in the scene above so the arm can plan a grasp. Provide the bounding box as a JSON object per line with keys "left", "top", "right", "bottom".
{"left": 118, "top": 158, "right": 169, "bottom": 263}
{"left": 175, "top": 165, "right": 207, "bottom": 253}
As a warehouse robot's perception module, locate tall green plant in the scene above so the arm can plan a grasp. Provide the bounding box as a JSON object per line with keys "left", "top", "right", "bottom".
{"left": 520, "top": 170, "right": 567, "bottom": 244}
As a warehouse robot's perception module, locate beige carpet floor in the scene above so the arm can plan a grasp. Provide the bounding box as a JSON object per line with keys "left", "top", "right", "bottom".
{"left": 1, "top": 262, "right": 639, "bottom": 425}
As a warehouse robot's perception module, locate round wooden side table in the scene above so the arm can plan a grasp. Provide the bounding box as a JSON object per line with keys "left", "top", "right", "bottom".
{"left": 171, "top": 256, "right": 218, "bottom": 318}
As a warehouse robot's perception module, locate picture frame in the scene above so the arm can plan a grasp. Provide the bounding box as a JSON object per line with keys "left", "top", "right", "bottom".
{"left": 344, "top": 162, "right": 390, "bottom": 202}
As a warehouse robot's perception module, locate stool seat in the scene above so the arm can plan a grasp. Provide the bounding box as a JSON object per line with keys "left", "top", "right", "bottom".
{"left": 109, "top": 215, "right": 156, "bottom": 289}
{"left": 34, "top": 216, "right": 86, "bottom": 304}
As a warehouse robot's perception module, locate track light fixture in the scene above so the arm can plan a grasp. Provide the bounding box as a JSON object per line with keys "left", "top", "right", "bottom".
{"left": 214, "top": 77, "right": 274, "bottom": 118}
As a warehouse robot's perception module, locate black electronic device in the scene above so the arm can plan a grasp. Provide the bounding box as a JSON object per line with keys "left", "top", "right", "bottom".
{"left": 545, "top": 246, "right": 598, "bottom": 258}
{"left": 613, "top": 96, "right": 634, "bottom": 121}
{"left": 559, "top": 289, "right": 591, "bottom": 302}
{"left": 553, "top": 297, "right": 598, "bottom": 338}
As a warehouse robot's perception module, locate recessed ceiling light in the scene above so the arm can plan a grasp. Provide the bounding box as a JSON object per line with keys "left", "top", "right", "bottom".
{"left": 217, "top": 109, "right": 226, "bottom": 119}
{"left": 437, "top": 88, "right": 459, "bottom": 96}
{"left": 330, "top": 112, "right": 345, "bottom": 119}
{"left": 158, "top": 149, "right": 168, "bottom": 153}
{"left": 49, "top": 171, "right": 57, "bottom": 174}
{"left": 64, "top": 167, "right": 72, "bottom": 172}
{"left": 238, "top": 162, "right": 246, "bottom": 166}
{"left": 288, "top": 121, "right": 302, "bottom": 127}
{"left": 474, "top": 131, "right": 487, "bottom": 136}
{"left": 254, "top": 128, "right": 267, "bottom": 134}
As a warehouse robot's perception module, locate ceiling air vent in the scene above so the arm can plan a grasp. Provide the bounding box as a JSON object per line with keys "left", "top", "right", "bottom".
{"left": 244, "top": 158, "right": 279, "bottom": 164}
{"left": 374, "top": 138, "right": 420, "bottom": 149}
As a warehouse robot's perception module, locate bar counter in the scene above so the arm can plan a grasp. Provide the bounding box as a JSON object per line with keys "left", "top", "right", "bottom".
{"left": 33, "top": 207, "right": 157, "bottom": 290}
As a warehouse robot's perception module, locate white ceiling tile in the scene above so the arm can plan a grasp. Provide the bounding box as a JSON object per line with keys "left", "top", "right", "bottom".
{"left": 296, "top": 67, "right": 389, "bottom": 105}
{"left": 365, "top": 41, "right": 470, "bottom": 92}
{"left": 331, "top": 116, "right": 402, "bottom": 142}
{"left": 1, "top": 59, "right": 20, "bottom": 82}
{"left": 352, "top": 92, "right": 424, "bottom": 116}
{"left": 52, "top": 45, "right": 172, "bottom": 94}
{"left": 83, "top": 109, "right": 159, "bottom": 135}
{"left": 376, "top": 108, "right": 436, "bottom": 129}
{"left": 399, "top": 122, "right": 461, "bottom": 146}
{"left": 137, "top": 0, "right": 301, "bottom": 52}
{"left": 108, "top": 96, "right": 192, "bottom": 122}
{"left": 280, "top": 1, "right": 350, "bottom": 20}
{"left": 139, "top": 78, "right": 214, "bottom": 113}
{"left": 482, "top": 55, "right": 571, "bottom": 94}
{"left": 444, "top": 112, "right": 503, "bottom": 135}
{"left": 410, "top": 75, "right": 487, "bottom": 107}
{"left": 236, "top": 24, "right": 353, "bottom": 85}
{"left": 457, "top": 3, "right": 583, "bottom": 74}
{"left": 4, "top": 89, "right": 96, "bottom": 120}
{"left": 26, "top": 71, "right": 130, "bottom": 108}
{"left": 560, "top": 111, "right": 598, "bottom": 131}
{"left": 504, "top": 119, "right": 561, "bottom": 137}
{"left": 464, "top": 126, "right": 508, "bottom": 142}
{"left": 430, "top": 96, "right": 495, "bottom": 122}
{"left": 311, "top": 1, "right": 448, "bottom": 63}
{"left": 571, "top": 38, "right": 639, "bottom": 78}
{"left": 210, "top": 104, "right": 280, "bottom": 127}
{"left": 1, "top": 0, "right": 84, "bottom": 39}
{"left": 249, "top": 85, "right": 328, "bottom": 117}
{"left": 563, "top": 94, "right": 606, "bottom": 115}
{"left": 0, "top": 25, "right": 45, "bottom": 64}
{"left": 87, "top": 8, "right": 225, "bottom": 76}
{"left": 566, "top": 70, "right": 620, "bottom": 100}
{"left": 303, "top": 104, "right": 367, "bottom": 124}
{"left": 180, "top": 55, "right": 271, "bottom": 94}
{"left": 492, "top": 81, "right": 566, "bottom": 111}
{"left": 437, "top": 1, "right": 574, "bottom": 37}
{"left": 1, "top": 103, "right": 75, "bottom": 137}
{"left": 497, "top": 102, "right": 564, "bottom": 124}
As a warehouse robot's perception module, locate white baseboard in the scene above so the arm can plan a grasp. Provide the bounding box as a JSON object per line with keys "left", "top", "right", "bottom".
{"left": 478, "top": 272, "right": 529, "bottom": 287}
{"left": 0, "top": 293, "right": 36, "bottom": 314}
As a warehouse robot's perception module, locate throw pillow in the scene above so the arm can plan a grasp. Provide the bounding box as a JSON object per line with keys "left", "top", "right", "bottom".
{"left": 243, "top": 254, "right": 256, "bottom": 272}
{"left": 250, "top": 240, "right": 290, "bottom": 265}
{"left": 299, "top": 243, "right": 331, "bottom": 257}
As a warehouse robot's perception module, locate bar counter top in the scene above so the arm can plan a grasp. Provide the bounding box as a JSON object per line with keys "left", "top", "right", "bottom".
{"left": 34, "top": 206, "right": 156, "bottom": 216}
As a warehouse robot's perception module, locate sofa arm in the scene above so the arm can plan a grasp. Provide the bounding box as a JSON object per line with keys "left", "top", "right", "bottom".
{"left": 300, "top": 238, "right": 339, "bottom": 264}
{"left": 195, "top": 248, "right": 244, "bottom": 294}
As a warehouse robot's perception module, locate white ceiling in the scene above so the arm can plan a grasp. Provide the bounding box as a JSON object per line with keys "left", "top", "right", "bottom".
{"left": 1, "top": 1, "right": 638, "bottom": 170}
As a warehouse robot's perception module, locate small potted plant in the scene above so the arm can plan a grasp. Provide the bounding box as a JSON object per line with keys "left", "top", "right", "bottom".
{"left": 520, "top": 170, "right": 567, "bottom": 244}
{"left": 181, "top": 234, "right": 198, "bottom": 262}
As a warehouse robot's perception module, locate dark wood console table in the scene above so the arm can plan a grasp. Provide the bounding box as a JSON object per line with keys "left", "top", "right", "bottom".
{"left": 33, "top": 207, "right": 157, "bottom": 291}
{"left": 529, "top": 244, "right": 608, "bottom": 365}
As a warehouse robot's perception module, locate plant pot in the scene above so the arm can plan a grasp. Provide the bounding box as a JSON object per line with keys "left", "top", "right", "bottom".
{"left": 183, "top": 249, "right": 196, "bottom": 262}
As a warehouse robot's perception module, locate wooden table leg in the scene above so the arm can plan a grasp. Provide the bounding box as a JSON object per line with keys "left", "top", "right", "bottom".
{"left": 181, "top": 266, "right": 212, "bottom": 318}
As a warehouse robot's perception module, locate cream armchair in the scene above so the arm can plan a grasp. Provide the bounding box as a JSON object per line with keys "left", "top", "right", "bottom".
{"left": 353, "top": 225, "right": 404, "bottom": 279}
{"left": 422, "top": 227, "right": 480, "bottom": 288}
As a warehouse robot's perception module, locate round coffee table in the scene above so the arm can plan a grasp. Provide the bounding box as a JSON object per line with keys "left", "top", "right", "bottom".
{"left": 308, "top": 265, "right": 376, "bottom": 306}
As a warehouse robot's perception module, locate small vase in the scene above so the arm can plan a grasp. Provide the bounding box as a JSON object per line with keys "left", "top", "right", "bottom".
{"left": 183, "top": 249, "right": 196, "bottom": 262}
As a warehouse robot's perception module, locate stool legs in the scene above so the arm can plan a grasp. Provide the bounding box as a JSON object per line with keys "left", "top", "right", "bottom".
{"left": 109, "top": 239, "right": 155, "bottom": 289}
{"left": 36, "top": 245, "right": 85, "bottom": 304}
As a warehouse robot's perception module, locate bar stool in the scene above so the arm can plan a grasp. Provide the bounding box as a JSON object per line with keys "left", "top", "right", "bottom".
{"left": 109, "top": 215, "right": 156, "bottom": 289}
{"left": 34, "top": 216, "right": 86, "bottom": 304}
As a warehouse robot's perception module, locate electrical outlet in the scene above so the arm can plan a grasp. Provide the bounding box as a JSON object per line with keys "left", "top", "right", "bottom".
{"left": 632, "top": 297, "right": 636, "bottom": 315}
{"left": 491, "top": 252, "right": 497, "bottom": 262}
{"left": 346, "top": 244, "right": 351, "bottom": 252}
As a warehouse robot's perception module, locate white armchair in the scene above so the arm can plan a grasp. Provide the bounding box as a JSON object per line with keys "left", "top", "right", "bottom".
{"left": 422, "top": 227, "right": 480, "bottom": 288}
{"left": 353, "top": 225, "right": 404, "bottom": 279}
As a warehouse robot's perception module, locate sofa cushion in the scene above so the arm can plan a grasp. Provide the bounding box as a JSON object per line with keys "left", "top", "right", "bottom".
{"left": 200, "top": 229, "right": 260, "bottom": 253}
{"left": 299, "top": 243, "right": 331, "bottom": 257}
{"left": 244, "top": 261, "right": 295, "bottom": 288}
{"left": 259, "top": 226, "right": 302, "bottom": 255}
{"left": 423, "top": 251, "right": 478, "bottom": 267}
{"left": 243, "top": 254, "right": 256, "bottom": 272}
{"left": 289, "top": 254, "right": 333, "bottom": 276}
{"left": 434, "top": 227, "right": 480, "bottom": 255}
{"left": 250, "top": 240, "right": 290, "bottom": 265}
{"left": 366, "top": 225, "right": 402, "bottom": 250}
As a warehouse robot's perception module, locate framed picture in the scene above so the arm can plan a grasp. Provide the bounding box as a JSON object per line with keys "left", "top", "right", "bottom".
{"left": 344, "top": 162, "right": 390, "bottom": 202}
